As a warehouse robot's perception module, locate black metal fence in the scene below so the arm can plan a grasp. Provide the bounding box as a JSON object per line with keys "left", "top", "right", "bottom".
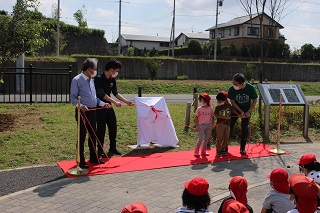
{"left": 0, "top": 64, "right": 72, "bottom": 104}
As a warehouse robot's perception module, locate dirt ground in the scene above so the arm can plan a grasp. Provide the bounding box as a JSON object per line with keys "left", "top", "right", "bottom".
{"left": 0, "top": 112, "right": 43, "bottom": 133}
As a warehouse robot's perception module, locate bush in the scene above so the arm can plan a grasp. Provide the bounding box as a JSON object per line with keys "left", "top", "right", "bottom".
{"left": 177, "top": 75, "right": 188, "bottom": 80}
{"left": 144, "top": 58, "right": 163, "bottom": 81}
{"left": 188, "top": 40, "right": 202, "bottom": 55}
{"left": 242, "top": 63, "right": 255, "bottom": 81}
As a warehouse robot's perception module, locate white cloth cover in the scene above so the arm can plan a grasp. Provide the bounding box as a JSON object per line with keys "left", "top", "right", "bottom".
{"left": 134, "top": 97, "right": 179, "bottom": 147}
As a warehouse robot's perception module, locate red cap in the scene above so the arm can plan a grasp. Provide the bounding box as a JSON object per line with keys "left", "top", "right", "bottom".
{"left": 289, "top": 174, "right": 318, "bottom": 213}
{"left": 297, "top": 154, "right": 317, "bottom": 166}
{"left": 222, "top": 199, "right": 249, "bottom": 213}
{"left": 219, "top": 90, "right": 229, "bottom": 104}
{"left": 200, "top": 93, "right": 211, "bottom": 101}
{"left": 184, "top": 177, "right": 209, "bottom": 196}
{"left": 121, "top": 202, "right": 148, "bottom": 213}
{"left": 220, "top": 90, "right": 229, "bottom": 99}
{"left": 267, "top": 168, "right": 290, "bottom": 194}
{"left": 229, "top": 176, "right": 248, "bottom": 205}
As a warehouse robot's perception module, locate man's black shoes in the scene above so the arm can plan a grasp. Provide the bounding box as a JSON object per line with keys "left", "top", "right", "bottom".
{"left": 109, "top": 148, "right": 122, "bottom": 155}
{"left": 240, "top": 149, "right": 247, "bottom": 155}
{"left": 79, "top": 162, "right": 89, "bottom": 169}
{"left": 98, "top": 151, "right": 107, "bottom": 158}
{"left": 89, "top": 159, "right": 105, "bottom": 164}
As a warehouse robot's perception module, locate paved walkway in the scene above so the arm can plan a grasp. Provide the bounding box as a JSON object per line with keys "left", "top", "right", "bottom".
{"left": 0, "top": 140, "right": 318, "bottom": 212}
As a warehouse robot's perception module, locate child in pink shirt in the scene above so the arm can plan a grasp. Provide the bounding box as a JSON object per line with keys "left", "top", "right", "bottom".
{"left": 194, "top": 93, "right": 215, "bottom": 157}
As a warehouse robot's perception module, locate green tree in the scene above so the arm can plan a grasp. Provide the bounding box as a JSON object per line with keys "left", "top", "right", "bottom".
{"left": 210, "top": 38, "right": 222, "bottom": 56}
{"left": 127, "top": 46, "right": 135, "bottom": 56}
{"left": 142, "top": 47, "right": 148, "bottom": 57}
{"left": 314, "top": 46, "right": 320, "bottom": 60}
{"left": 0, "top": 0, "right": 47, "bottom": 81}
{"left": 145, "top": 58, "right": 162, "bottom": 81}
{"left": 148, "top": 47, "right": 157, "bottom": 57}
{"left": 300, "top": 43, "right": 315, "bottom": 60}
{"left": 51, "top": 29, "right": 67, "bottom": 53}
{"left": 188, "top": 40, "right": 202, "bottom": 55}
{"left": 73, "top": 9, "right": 87, "bottom": 28}
{"left": 282, "top": 43, "right": 291, "bottom": 58}
{"left": 202, "top": 41, "right": 214, "bottom": 55}
{"left": 229, "top": 43, "right": 237, "bottom": 56}
{"left": 240, "top": 45, "right": 250, "bottom": 57}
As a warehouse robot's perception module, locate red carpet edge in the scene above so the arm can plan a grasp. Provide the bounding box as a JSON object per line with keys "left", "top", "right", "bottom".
{"left": 57, "top": 142, "right": 289, "bottom": 178}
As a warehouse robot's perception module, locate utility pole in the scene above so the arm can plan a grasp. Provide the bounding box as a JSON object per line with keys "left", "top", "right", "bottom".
{"left": 214, "top": 0, "right": 223, "bottom": 61}
{"left": 172, "top": 0, "right": 175, "bottom": 57}
{"left": 57, "top": 0, "right": 60, "bottom": 56}
{"left": 118, "top": 0, "right": 122, "bottom": 56}
{"left": 168, "top": 0, "right": 176, "bottom": 57}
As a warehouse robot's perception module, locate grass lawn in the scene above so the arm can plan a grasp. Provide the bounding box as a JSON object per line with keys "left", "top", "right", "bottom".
{"left": 1, "top": 80, "right": 320, "bottom": 170}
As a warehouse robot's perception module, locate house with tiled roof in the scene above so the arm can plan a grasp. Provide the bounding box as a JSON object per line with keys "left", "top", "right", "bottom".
{"left": 206, "top": 12, "right": 285, "bottom": 49}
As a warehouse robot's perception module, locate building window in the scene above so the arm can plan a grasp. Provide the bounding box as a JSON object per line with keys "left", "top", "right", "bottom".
{"left": 248, "top": 27, "right": 259, "bottom": 36}
{"left": 160, "top": 42, "right": 169, "bottom": 47}
{"left": 211, "top": 31, "right": 215, "bottom": 39}
{"left": 267, "top": 28, "right": 273, "bottom": 37}
{"left": 221, "top": 29, "right": 225, "bottom": 38}
{"left": 229, "top": 29, "right": 231, "bottom": 35}
{"left": 234, "top": 27, "right": 239, "bottom": 36}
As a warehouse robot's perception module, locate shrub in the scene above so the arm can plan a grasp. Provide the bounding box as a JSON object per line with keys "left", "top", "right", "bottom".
{"left": 144, "top": 58, "right": 163, "bottom": 81}
{"left": 242, "top": 63, "right": 255, "bottom": 81}
{"left": 177, "top": 75, "right": 188, "bottom": 80}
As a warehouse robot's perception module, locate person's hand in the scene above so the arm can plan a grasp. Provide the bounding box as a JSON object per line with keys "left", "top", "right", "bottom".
{"left": 244, "top": 111, "right": 251, "bottom": 118}
{"left": 126, "top": 101, "right": 134, "bottom": 106}
{"left": 240, "top": 111, "right": 245, "bottom": 118}
{"left": 195, "top": 126, "right": 199, "bottom": 131}
{"left": 80, "top": 105, "right": 89, "bottom": 112}
{"left": 103, "top": 103, "right": 112, "bottom": 109}
{"left": 114, "top": 101, "right": 121, "bottom": 107}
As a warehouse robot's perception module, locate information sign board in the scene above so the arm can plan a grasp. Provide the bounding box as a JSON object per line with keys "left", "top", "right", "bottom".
{"left": 258, "top": 84, "right": 306, "bottom": 105}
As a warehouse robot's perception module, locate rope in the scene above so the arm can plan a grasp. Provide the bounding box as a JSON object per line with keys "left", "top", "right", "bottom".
{"left": 80, "top": 111, "right": 110, "bottom": 167}
{"left": 80, "top": 103, "right": 253, "bottom": 153}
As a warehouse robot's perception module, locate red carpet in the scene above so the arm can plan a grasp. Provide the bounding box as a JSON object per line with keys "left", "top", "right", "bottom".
{"left": 57, "top": 143, "right": 289, "bottom": 178}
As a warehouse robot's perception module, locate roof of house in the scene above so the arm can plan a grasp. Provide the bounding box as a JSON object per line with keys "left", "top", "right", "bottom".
{"left": 121, "top": 34, "right": 170, "bottom": 42}
{"left": 177, "top": 32, "right": 209, "bottom": 40}
{"left": 206, "top": 12, "right": 284, "bottom": 31}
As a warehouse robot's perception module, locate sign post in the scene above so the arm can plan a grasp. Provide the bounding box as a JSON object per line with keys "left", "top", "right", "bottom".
{"left": 257, "top": 83, "right": 309, "bottom": 140}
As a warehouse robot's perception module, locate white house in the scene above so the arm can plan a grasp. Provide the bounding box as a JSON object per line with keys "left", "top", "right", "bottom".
{"left": 118, "top": 34, "right": 170, "bottom": 52}
{"left": 175, "top": 32, "right": 209, "bottom": 47}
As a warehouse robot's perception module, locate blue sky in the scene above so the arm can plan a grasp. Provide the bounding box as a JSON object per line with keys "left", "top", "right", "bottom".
{"left": 1, "top": 0, "right": 319, "bottom": 50}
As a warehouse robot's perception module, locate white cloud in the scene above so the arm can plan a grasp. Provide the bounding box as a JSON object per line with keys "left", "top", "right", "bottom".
{"left": 95, "top": 8, "right": 114, "bottom": 17}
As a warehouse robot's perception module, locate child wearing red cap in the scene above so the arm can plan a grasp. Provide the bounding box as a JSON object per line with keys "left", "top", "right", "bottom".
{"left": 176, "top": 177, "right": 213, "bottom": 213}
{"left": 297, "top": 154, "right": 320, "bottom": 207}
{"left": 297, "top": 154, "right": 320, "bottom": 184}
{"left": 260, "top": 168, "right": 295, "bottom": 213}
{"left": 194, "top": 93, "right": 215, "bottom": 157}
{"left": 222, "top": 199, "right": 249, "bottom": 213}
{"left": 287, "top": 174, "right": 318, "bottom": 213}
{"left": 218, "top": 176, "right": 253, "bottom": 213}
{"left": 121, "top": 202, "right": 148, "bottom": 213}
{"left": 214, "top": 91, "right": 240, "bottom": 156}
